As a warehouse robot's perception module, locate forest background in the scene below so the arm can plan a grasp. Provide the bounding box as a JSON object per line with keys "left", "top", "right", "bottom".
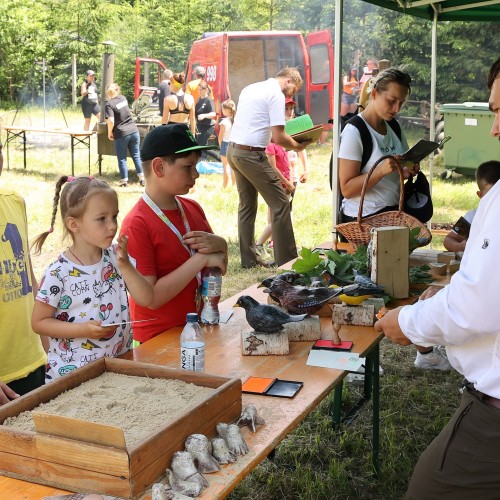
{"left": 1, "top": 0, "right": 499, "bottom": 108}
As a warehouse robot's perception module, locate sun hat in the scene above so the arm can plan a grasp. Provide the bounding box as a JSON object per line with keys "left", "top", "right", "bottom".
{"left": 140, "top": 124, "right": 218, "bottom": 161}
{"left": 285, "top": 97, "right": 296, "bottom": 106}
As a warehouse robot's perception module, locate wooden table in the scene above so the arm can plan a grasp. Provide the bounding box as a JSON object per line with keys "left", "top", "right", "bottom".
{"left": 0, "top": 285, "right": 384, "bottom": 499}
{"left": 3, "top": 126, "right": 94, "bottom": 175}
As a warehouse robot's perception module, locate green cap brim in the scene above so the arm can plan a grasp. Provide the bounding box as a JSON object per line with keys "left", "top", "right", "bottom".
{"left": 175, "top": 145, "right": 219, "bottom": 153}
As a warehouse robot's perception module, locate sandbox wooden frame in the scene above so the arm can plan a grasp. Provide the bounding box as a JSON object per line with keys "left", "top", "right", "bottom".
{"left": 0, "top": 358, "right": 242, "bottom": 498}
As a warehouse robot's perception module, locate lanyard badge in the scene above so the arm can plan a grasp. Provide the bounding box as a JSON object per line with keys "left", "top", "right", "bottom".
{"left": 142, "top": 193, "right": 202, "bottom": 304}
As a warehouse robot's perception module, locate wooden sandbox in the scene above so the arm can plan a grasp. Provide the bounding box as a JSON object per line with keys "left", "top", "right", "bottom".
{"left": 0, "top": 358, "right": 242, "bottom": 498}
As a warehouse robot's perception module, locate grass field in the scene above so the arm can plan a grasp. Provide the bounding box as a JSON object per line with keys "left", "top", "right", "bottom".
{"left": 1, "top": 108, "right": 473, "bottom": 499}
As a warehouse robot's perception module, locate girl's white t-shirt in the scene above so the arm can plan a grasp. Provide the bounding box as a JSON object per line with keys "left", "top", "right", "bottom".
{"left": 339, "top": 116, "right": 409, "bottom": 217}
{"left": 36, "top": 246, "right": 133, "bottom": 382}
{"left": 220, "top": 117, "right": 232, "bottom": 142}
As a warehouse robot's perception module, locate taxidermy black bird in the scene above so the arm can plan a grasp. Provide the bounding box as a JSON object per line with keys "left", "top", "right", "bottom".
{"left": 234, "top": 295, "right": 307, "bottom": 333}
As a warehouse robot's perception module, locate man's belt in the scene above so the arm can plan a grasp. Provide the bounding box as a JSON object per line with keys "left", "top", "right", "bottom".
{"left": 229, "top": 142, "right": 265, "bottom": 152}
{"left": 463, "top": 380, "right": 500, "bottom": 410}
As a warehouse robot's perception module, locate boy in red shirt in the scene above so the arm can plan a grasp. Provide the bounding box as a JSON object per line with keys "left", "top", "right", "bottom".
{"left": 120, "top": 124, "right": 227, "bottom": 343}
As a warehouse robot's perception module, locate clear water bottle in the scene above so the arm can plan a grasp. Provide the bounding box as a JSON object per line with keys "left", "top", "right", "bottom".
{"left": 200, "top": 267, "right": 222, "bottom": 325}
{"left": 180, "top": 313, "right": 205, "bottom": 372}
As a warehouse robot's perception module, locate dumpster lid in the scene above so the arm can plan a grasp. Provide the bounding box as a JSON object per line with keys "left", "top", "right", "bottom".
{"left": 440, "top": 102, "right": 489, "bottom": 112}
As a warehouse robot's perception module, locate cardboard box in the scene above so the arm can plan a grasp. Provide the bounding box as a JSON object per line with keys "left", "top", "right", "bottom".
{"left": 0, "top": 358, "right": 241, "bottom": 498}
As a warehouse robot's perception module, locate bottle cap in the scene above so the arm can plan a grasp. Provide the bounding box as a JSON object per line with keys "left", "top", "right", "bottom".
{"left": 186, "top": 313, "right": 198, "bottom": 322}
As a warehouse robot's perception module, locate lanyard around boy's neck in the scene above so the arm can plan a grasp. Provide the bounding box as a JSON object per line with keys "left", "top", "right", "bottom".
{"left": 142, "top": 192, "right": 201, "bottom": 287}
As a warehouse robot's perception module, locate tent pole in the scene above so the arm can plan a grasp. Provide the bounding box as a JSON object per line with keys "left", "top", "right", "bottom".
{"left": 429, "top": 10, "right": 438, "bottom": 216}
{"left": 331, "top": 0, "right": 344, "bottom": 243}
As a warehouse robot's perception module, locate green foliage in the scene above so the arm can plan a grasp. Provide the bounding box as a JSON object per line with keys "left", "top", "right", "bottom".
{"left": 291, "top": 245, "right": 368, "bottom": 283}
{"left": 0, "top": 0, "right": 499, "bottom": 106}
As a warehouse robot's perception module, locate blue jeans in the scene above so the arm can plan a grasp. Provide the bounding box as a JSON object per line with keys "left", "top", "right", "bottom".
{"left": 113, "top": 131, "right": 143, "bottom": 180}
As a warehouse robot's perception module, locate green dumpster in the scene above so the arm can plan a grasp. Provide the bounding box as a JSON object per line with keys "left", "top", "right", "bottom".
{"left": 440, "top": 102, "right": 499, "bottom": 176}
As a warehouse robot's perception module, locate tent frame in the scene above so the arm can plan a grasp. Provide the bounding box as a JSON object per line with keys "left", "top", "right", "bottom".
{"left": 331, "top": 0, "right": 500, "bottom": 241}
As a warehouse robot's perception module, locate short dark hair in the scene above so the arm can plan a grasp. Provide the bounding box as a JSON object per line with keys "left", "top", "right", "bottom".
{"left": 487, "top": 57, "right": 500, "bottom": 90}
{"left": 476, "top": 160, "right": 500, "bottom": 186}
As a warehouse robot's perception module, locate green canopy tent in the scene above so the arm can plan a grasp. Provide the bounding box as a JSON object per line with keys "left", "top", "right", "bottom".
{"left": 331, "top": 0, "right": 500, "bottom": 234}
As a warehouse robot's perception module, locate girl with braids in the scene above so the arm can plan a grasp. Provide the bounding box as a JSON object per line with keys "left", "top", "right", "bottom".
{"left": 31, "top": 176, "right": 153, "bottom": 382}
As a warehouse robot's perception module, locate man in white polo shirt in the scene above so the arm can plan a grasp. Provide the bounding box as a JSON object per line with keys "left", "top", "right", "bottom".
{"left": 227, "top": 67, "right": 308, "bottom": 268}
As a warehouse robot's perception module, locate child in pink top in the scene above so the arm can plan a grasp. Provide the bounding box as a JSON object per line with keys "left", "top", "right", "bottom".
{"left": 256, "top": 112, "right": 296, "bottom": 260}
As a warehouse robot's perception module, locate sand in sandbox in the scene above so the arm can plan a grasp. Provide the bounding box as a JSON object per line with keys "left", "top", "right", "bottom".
{"left": 3, "top": 372, "right": 215, "bottom": 448}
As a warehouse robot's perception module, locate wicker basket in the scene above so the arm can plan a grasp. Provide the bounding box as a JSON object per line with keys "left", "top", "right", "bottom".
{"left": 336, "top": 155, "right": 432, "bottom": 250}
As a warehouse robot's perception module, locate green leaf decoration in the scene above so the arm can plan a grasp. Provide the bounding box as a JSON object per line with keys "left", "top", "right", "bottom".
{"left": 292, "top": 247, "right": 323, "bottom": 273}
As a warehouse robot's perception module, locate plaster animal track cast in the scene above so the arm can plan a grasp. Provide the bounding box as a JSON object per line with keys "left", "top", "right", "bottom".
{"left": 184, "top": 434, "right": 220, "bottom": 473}
{"left": 165, "top": 468, "right": 203, "bottom": 497}
{"left": 171, "top": 451, "right": 209, "bottom": 488}
{"left": 216, "top": 423, "right": 249, "bottom": 455}
{"left": 211, "top": 437, "right": 237, "bottom": 464}
{"left": 151, "top": 482, "right": 193, "bottom": 500}
{"left": 237, "top": 404, "right": 266, "bottom": 433}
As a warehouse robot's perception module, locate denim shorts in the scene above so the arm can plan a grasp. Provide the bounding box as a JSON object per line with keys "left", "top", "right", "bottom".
{"left": 342, "top": 92, "right": 357, "bottom": 105}
{"left": 220, "top": 140, "right": 229, "bottom": 156}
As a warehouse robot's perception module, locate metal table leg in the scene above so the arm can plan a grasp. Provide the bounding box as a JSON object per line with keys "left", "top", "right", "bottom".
{"left": 331, "top": 381, "right": 343, "bottom": 429}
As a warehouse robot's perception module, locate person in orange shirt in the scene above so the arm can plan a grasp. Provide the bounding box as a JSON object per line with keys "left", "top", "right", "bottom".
{"left": 185, "top": 66, "right": 212, "bottom": 104}
{"left": 341, "top": 66, "right": 359, "bottom": 116}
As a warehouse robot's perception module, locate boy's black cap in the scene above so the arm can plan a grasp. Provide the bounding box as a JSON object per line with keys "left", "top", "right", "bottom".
{"left": 141, "top": 123, "right": 218, "bottom": 161}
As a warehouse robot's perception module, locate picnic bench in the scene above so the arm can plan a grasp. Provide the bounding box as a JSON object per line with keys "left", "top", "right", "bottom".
{"left": 2, "top": 126, "right": 94, "bottom": 176}
{"left": 2, "top": 244, "right": 450, "bottom": 498}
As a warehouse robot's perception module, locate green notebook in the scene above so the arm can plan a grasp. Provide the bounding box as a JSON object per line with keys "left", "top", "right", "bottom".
{"left": 285, "top": 114, "right": 314, "bottom": 135}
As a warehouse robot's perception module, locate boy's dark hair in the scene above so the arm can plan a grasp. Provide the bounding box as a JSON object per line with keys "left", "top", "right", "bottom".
{"left": 476, "top": 160, "right": 500, "bottom": 186}
{"left": 487, "top": 57, "right": 500, "bottom": 89}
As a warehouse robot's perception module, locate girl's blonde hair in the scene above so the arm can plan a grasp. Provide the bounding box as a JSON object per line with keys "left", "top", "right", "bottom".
{"left": 222, "top": 99, "right": 236, "bottom": 123}
{"left": 106, "top": 82, "right": 121, "bottom": 98}
{"left": 31, "top": 176, "right": 117, "bottom": 254}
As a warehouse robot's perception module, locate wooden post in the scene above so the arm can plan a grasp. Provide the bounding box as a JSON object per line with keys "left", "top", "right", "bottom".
{"left": 370, "top": 226, "right": 409, "bottom": 299}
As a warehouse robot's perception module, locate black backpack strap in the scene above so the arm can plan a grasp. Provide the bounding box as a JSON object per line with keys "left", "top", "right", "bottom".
{"left": 346, "top": 115, "right": 372, "bottom": 170}
{"left": 346, "top": 116, "right": 402, "bottom": 171}
{"left": 387, "top": 118, "right": 402, "bottom": 141}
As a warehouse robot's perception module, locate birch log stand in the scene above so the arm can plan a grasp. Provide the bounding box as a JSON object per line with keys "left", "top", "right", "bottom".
{"left": 285, "top": 315, "right": 321, "bottom": 341}
{"left": 241, "top": 330, "right": 289, "bottom": 356}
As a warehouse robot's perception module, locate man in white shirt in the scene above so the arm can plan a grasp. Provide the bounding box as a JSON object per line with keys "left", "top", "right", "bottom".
{"left": 375, "top": 57, "right": 500, "bottom": 499}
{"left": 227, "top": 67, "right": 308, "bottom": 268}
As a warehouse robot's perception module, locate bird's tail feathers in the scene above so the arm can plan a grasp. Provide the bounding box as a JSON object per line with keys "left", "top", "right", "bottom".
{"left": 340, "top": 283, "right": 359, "bottom": 294}
{"left": 289, "top": 314, "right": 307, "bottom": 322}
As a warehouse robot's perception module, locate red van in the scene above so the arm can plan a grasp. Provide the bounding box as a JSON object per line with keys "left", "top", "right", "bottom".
{"left": 134, "top": 30, "right": 334, "bottom": 127}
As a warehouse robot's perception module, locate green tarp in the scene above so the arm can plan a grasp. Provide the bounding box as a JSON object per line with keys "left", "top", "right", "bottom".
{"left": 364, "top": 0, "right": 500, "bottom": 22}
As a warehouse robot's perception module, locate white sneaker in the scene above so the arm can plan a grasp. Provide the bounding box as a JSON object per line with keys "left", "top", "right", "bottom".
{"left": 414, "top": 346, "right": 452, "bottom": 371}
{"left": 345, "top": 364, "right": 384, "bottom": 384}
{"left": 255, "top": 244, "right": 272, "bottom": 261}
